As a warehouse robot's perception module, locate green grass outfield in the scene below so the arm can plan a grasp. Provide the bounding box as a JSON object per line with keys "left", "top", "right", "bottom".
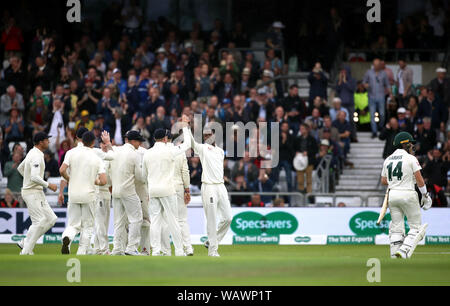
{"left": 0, "top": 244, "right": 449, "bottom": 286}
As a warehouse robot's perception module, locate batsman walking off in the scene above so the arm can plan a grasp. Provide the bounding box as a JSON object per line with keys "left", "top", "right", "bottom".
{"left": 381, "top": 132, "right": 432, "bottom": 259}
{"left": 187, "top": 127, "right": 232, "bottom": 257}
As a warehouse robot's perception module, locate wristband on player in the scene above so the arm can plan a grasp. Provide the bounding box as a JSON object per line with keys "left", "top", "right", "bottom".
{"left": 419, "top": 185, "right": 427, "bottom": 195}
{"left": 184, "top": 189, "right": 190, "bottom": 194}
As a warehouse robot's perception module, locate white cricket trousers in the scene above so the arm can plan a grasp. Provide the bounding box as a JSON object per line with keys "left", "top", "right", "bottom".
{"left": 112, "top": 194, "right": 143, "bottom": 254}
{"left": 161, "top": 187, "right": 194, "bottom": 254}
{"left": 388, "top": 190, "right": 422, "bottom": 257}
{"left": 201, "top": 183, "right": 232, "bottom": 256}
{"left": 62, "top": 202, "right": 95, "bottom": 255}
{"left": 93, "top": 194, "right": 111, "bottom": 254}
{"left": 21, "top": 190, "right": 57, "bottom": 254}
{"left": 139, "top": 196, "right": 151, "bottom": 253}
{"left": 149, "top": 195, "right": 183, "bottom": 256}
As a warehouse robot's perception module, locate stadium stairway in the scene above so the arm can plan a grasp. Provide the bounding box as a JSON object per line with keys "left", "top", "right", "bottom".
{"left": 335, "top": 132, "right": 385, "bottom": 194}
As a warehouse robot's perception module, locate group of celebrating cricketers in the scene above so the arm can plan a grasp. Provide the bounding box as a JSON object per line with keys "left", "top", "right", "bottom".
{"left": 17, "top": 114, "right": 231, "bottom": 257}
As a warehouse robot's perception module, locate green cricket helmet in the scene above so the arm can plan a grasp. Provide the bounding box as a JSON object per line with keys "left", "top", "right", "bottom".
{"left": 393, "top": 131, "right": 416, "bottom": 147}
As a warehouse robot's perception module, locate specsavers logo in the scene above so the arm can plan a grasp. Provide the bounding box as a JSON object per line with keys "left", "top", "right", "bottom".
{"left": 231, "top": 211, "right": 298, "bottom": 236}
{"left": 349, "top": 211, "right": 409, "bottom": 235}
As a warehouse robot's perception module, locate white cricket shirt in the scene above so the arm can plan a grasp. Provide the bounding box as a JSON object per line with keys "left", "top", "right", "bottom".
{"left": 18, "top": 147, "right": 49, "bottom": 192}
{"left": 381, "top": 149, "right": 422, "bottom": 191}
{"left": 168, "top": 143, "right": 190, "bottom": 189}
{"left": 143, "top": 127, "right": 191, "bottom": 198}
{"left": 64, "top": 146, "right": 105, "bottom": 204}
{"left": 109, "top": 143, "right": 143, "bottom": 198}
{"left": 188, "top": 130, "right": 224, "bottom": 185}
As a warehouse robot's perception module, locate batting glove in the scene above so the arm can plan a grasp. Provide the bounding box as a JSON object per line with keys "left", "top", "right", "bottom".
{"left": 421, "top": 193, "right": 432, "bottom": 211}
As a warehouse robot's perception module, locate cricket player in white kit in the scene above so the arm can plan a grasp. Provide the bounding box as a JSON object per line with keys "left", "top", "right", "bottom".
{"left": 381, "top": 132, "right": 432, "bottom": 259}
{"left": 187, "top": 127, "right": 232, "bottom": 257}
{"left": 17, "top": 132, "right": 58, "bottom": 255}
{"left": 136, "top": 145, "right": 151, "bottom": 255}
{"left": 60, "top": 132, "right": 107, "bottom": 255}
{"left": 58, "top": 127, "right": 89, "bottom": 206}
{"left": 143, "top": 116, "right": 191, "bottom": 256}
{"left": 92, "top": 132, "right": 115, "bottom": 255}
{"left": 109, "top": 130, "right": 145, "bottom": 256}
{"left": 161, "top": 131, "right": 194, "bottom": 256}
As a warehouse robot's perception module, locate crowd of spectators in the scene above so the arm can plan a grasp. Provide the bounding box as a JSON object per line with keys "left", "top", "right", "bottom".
{"left": 0, "top": 2, "right": 449, "bottom": 208}
{"left": 346, "top": 0, "right": 450, "bottom": 62}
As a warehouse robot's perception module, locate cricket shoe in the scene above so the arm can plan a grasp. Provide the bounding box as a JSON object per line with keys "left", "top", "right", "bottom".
{"left": 125, "top": 250, "right": 143, "bottom": 256}
{"left": 175, "top": 251, "right": 186, "bottom": 257}
{"left": 61, "top": 237, "right": 71, "bottom": 255}
{"left": 185, "top": 247, "right": 194, "bottom": 257}
{"left": 209, "top": 252, "right": 220, "bottom": 257}
{"left": 395, "top": 249, "right": 408, "bottom": 259}
{"left": 17, "top": 238, "right": 24, "bottom": 250}
{"left": 152, "top": 251, "right": 162, "bottom": 256}
{"left": 110, "top": 251, "right": 125, "bottom": 256}
{"left": 140, "top": 250, "right": 150, "bottom": 256}
{"left": 19, "top": 250, "right": 34, "bottom": 256}
{"left": 204, "top": 240, "right": 210, "bottom": 249}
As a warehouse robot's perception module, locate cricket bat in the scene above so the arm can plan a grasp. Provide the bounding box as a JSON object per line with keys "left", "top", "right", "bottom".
{"left": 376, "top": 189, "right": 389, "bottom": 225}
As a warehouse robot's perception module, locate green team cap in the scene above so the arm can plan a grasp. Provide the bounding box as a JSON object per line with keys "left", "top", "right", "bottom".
{"left": 393, "top": 131, "right": 415, "bottom": 147}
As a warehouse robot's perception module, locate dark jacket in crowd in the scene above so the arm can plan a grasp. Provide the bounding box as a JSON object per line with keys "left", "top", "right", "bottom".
{"left": 379, "top": 127, "right": 400, "bottom": 159}
{"left": 308, "top": 71, "right": 328, "bottom": 102}
{"left": 414, "top": 128, "right": 437, "bottom": 156}
{"left": 336, "top": 65, "right": 357, "bottom": 109}
{"left": 295, "top": 134, "right": 319, "bottom": 167}
{"left": 417, "top": 98, "right": 448, "bottom": 130}
{"left": 429, "top": 77, "right": 450, "bottom": 107}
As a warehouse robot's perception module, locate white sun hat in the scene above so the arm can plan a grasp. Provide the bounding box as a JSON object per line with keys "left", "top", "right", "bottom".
{"left": 293, "top": 153, "right": 308, "bottom": 171}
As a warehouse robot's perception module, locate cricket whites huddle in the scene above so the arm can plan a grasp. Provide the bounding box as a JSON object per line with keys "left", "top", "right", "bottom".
{"left": 17, "top": 114, "right": 231, "bottom": 257}
{"left": 15, "top": 116, "right": 432, "bottom": 259}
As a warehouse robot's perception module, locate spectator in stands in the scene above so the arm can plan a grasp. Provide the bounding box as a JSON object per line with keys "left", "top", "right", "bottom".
{"left": 4, "top": 108, "right": 25, "bottom": 143}
{"left": 379, "top": 117, "right": 400, "bottom": 159}
{"left": 4, "top": 151, "right": 23, "bottom": 194}
{"left": 423, "top": 148, "right": 449, "bottom": 207}
{"left": 230, "top": 175, "right": 250, "bottom": 206}
{"left": 0, "top": 85, "right": 25, "bottom": 126}
{"left": 28, "top": 97, "right": 49, "bottom": 135}
{"left": 44, "top": 150, "right": 59, "bottom": 179}
{"left": 396, "top": 107, "right": 414, "bottom": 134}
{"left": 272, "top": 197, "right": 285, "bottom": 207}
{"left": 147, "top": 106, "right": 171, "bottom": 136}
{"left": 295, "top": 124, "right": 318, "bottom": 194}
{"left": 58, "top": 139, "right": 71, "bottom": 166}
{"left": 108, "top": 107, "right": 131, "bottom": 146}
{"left": 415, "top": 117, "right": 437, "bottom": 159}
{"left": 273, "top": 121, "right": 295, "bottom": 191}
{"left": 336, "top": 65, "right": 357, "bottom": 122}
{"left": 407, "top": 95, "right": 420, "bottom": 124}
{"left": 30, "top": 56, "right": 54, "bottom": 91}
{"left": 318, "top": 116, "right": 340, "bottom": 144}
{"left": 329, "top": 97, "right": 349, "bottom": 122}
{"left": 418, "top": 87, "right": 448, "bottom": 132}
{"left": 1, "top": 17, "right": 23, "bottom": 57}
{"left": 333, "top": 111, "right": 353, "bottom": 167}
{"left": 75, "top": 110, "right": 94, "bottom": 131}
{"left": 308, "top": 62, "right": 328, "bottom": 104}
{"left": 251, "top": 169, "right": 274, "bottom": 205}
{"left": 395, "top": 58, "right": 414, "bottom": 108}
{"left": 354, "top": 81, "right": 371, "bottom": 131}
{"left": 188, "top": 156, "right": 202, "bottom": 191}
{"left": 4, "top": 56, "right": 25, "bottom": 94}
{"left": 0, "top": 189, "right": 20, "bottom": 208}
{"left": 248, "top": 194, "right": 265, "bottom": 207}
{"left": 305, "top": 108, "right": 324, "bottom": 139}
{"left": 429, "top": 68, "right": 450, "bottom": 107}
{"left": 97, "top": 87, "right": 119, "bottom": 122}
{"left": 131, "top": 116, "right": 150, "bottom": 147}
{"left": 363, "top": 58, "right": 392, "bottom": 138}
{"left": 231, "top": 151, "right": 259, "bottom": 185}
{"left": 266, "top": 21, "right": 285, "bottom": 49}
{"left": 195, "top": 64, "right": 214, "bottom": 99}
